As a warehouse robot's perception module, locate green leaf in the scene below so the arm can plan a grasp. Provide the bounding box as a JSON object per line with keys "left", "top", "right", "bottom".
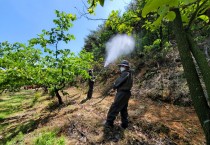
{"left": 142, "top": 0, "right": 180, "bottom": 18}
{"left": 164, "top": 11, "right": 176, "bottom": 21}
{"left": 142, "top": 0, "right": 168, "bottom": 17}
{"left": 99, "top": 0, "right": 104, "bottom": 6}
{"left": 198, "top": 15, "right": 209, "bottom": 23}
{"left": 88, "top": 8, "right": 94, "bottom": 14}
{"left": 182, "top": 0, "right": 196, "bottom": 5}
{"left": 170, "top": 0, "right": 179, "bottom": 7}
{"left": 157, "top": 5, "right": 169, "bottom": 16}
{"left": 152, "top": 15, "right": 163, "bottom": 29}
{"left": 181, "top": 14, "right": 189, "bottom": 23}
{"left": 153, "top": 39, "right": 161, "bottom": 45}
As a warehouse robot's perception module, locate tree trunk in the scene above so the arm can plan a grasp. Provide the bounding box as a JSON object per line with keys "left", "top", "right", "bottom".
{"left": 43, "top": 86, "right": 48, "bottom": 94}
{"left": 187, "top": 33, "right": 210, "bottom": 107}
{"left": 55, "top": 89, "right": 63, "bottom": 105}
{"left": 172, "top": 8, "right": 210, "bottom": 144}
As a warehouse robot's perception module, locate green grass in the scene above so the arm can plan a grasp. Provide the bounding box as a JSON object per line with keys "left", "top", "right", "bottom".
{"left": 0, "top": 90, "right": 38, "bottom": 120}
{"left": 30, "top": 92, "right": 42, "bottom": 107}
{"left": 0, "top": 90, "right": 66, "bottom": 145}
{"left": 34, "top": 130, "right": 66, "bottom": 145}
{"left": 3, "top": 119, "right": 39, "bottom": 144}
{"left": 0, "top": 95, "right": 26, "bottom": 120}
{"left": 0, "top": 90, "right": 43, "bottom": 144}
{"left": 6, "top": 132, "right": 24, "bottom": 145}
{"left": 4, "top": 127, "right": 66, "bottom": 145}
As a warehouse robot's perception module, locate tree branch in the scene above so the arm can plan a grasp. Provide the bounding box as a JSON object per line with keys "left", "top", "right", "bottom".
{"left": 75, "top": 6, "right": 107, "bottom": 21}
{"left": 75, "top": 5, "right": 140, "bottom": 31}
{"left": 75, "top": 1, "right": 140, "bottom": 32}
{"left": 187, "top": 0, "right": 208, "bottom": 30}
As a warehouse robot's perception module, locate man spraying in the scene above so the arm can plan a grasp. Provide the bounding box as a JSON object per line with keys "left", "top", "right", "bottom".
{"left": 104, "top": 60, "right": 133, "bottom": 129}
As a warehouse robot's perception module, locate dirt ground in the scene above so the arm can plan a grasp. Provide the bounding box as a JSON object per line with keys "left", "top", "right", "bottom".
{"left": 1, "top": 86, "right": 204, "bottom": 145}
{"left": 1, "top": 87, "right": 205, "bottom": 145}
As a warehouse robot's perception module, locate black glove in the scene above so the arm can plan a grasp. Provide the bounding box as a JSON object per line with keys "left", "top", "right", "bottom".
{"left": 113, "top": 84, "right": 117, "bottom": 90}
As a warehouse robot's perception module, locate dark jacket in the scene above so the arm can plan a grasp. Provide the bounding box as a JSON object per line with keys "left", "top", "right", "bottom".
{"left": 88, "top": 73, "right": 95, "bottom": 85}
{"left": 113, "top": 70, "right": 133, "bottom": 92}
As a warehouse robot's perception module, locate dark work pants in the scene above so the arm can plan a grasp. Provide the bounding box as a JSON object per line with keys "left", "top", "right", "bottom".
{"left": 106, "top": 91, "right": 131, "bottom": 126}
{"left": 87, "top": 82, "right": 94, "bottom": 99}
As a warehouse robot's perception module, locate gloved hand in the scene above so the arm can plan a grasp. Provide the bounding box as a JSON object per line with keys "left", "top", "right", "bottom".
{"left": 113, "top": 84, "right": 117, "bottom": 90}
{"left": 111, "top": 88, "right": 116, "bottom": 92}
{"left": 108, "top": 88, "right": 116, "bottom": 95}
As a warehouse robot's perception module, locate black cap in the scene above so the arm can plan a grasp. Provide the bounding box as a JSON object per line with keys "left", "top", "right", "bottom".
{"left": 118, "top": 60, "right": 130, "bottom": 67}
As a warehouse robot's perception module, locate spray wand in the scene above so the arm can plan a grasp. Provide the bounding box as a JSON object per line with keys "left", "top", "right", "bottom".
{"left": 91, "top": 84, "right": 114, "bottom": 106}
{"left": 90, "top": 63, "right": 116, "bottom": 106}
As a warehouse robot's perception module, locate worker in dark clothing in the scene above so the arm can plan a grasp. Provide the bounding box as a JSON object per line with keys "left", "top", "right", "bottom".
{"left": 87, "top": 69, "right": 95, "bottom": 99}
{"left": 104, "top": 60, "right": 133, "bottom": 129}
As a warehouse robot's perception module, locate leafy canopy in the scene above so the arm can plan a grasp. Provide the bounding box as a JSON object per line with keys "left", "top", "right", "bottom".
{"left": 0, "top": 10, "right": 94, "bottom": 93}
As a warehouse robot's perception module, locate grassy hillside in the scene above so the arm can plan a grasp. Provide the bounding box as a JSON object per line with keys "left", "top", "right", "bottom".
{"left": 0, "top": 87, "right": 205, "bottom": 145}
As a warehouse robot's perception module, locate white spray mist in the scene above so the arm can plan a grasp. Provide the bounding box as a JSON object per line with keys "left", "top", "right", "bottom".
{"left": 104, "top": 34, "right": 135, "bottom": 67}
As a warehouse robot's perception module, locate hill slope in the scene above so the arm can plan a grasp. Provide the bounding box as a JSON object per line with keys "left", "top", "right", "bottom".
{"left": 0, "top": 48, "right": 207, "bottom": 145}
{"left": 0, "top": 86, "right": 205, "bottom": 145}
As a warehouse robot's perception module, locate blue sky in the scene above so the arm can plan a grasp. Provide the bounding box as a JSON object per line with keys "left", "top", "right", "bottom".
{"left": 0, "top": 0, "right": 131, "bottom": 53}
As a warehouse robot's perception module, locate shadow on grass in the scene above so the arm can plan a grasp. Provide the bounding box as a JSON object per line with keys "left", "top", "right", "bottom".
{"left": 80, "top": 98, "right": 90, "bottom": 104}
{"left": 0, "top": 103, "right": 25, "bottom": 124}
{"left": 69, "top": 95, "right": 81, "bottom": 102}
{"left": 0, "top": 113, "right": 56, "bottom": 144}
{"left": 46, "top": 101, "right": 62, "bottom": 112}
{"left": 0, "top": 94, "right": 35, "bottom": 121}
{"left": 62, "top": 95, "right": 81, "bottom": 107}
{"left": 99, "top": 126, "right": 125, "bottom": 143}
{"left": 46, "top": 96, "right": 80, "bottom": 112}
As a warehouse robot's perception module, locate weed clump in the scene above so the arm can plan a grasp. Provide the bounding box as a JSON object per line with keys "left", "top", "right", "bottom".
{"left": 34, "top": 130, "right": 65, "bottom": 145}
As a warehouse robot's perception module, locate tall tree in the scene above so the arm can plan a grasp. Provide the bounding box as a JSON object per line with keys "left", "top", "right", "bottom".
{"left": 29, "top": 10, "right": 94, "bottom": 104}
{"left": 0, "top": 10, "right": 94, "bottom": 105}
{"left": 0, "top": 42, "right": 42, "bottom": 92}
